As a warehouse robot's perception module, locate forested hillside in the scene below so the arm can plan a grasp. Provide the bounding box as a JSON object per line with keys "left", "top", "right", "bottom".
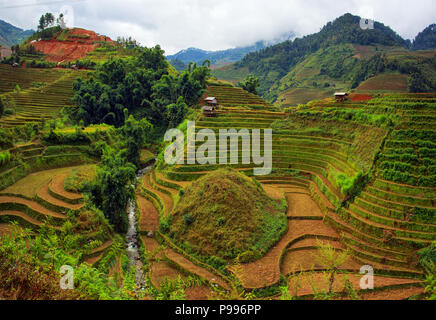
{"left": 413, "top": 24, "right": 436, "bottom": 50}
{"left": 0, "top": 19, "right": 34, "bottom": 47}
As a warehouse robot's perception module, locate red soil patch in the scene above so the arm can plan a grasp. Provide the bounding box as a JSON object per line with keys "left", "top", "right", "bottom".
{"left": 32, "top": 28, "right": 113, "bottom": 63}
{"left": 349, "top": 93, "right": 373, "bottom": 102}
{"left": 137, "top": 195, "right": 159, "bottom": 232}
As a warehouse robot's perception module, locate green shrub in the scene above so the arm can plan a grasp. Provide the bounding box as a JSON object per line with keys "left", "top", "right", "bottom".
{"left": 206, "top": 255, "right": 227, "bottom": 270}
{"left": 0, "top": 151, "right": 11, "bottom": 167}
{"left": 336, "top": 171, "right": 369, "bottom": 199}
{"left": 3, "top": 108, "right": 14, "bottom": 115}
{"left": 182, "top": 214, "right": 194, "bottom": 225}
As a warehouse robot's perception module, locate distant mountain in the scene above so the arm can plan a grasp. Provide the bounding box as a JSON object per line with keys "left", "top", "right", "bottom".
{"left": 167, "top": 33, "right": 295, "bottom": 69}
{"left": 413, "top": 24, "right": 436, "bottom": 50}
{"left": 217, "top": 13, "right": 412, "bottom": 101}
{"left": 0, "top": 19, "right": 34, "bottom": 47}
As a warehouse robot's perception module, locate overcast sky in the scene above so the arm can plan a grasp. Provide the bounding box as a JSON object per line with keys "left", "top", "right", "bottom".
{"left": 0, "top": 0, "right": 435, "bottom": 54}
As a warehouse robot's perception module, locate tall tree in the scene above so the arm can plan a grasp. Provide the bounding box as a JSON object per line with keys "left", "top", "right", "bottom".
{"left": 166, "top": 97, "right": 187, "bottom": 129}
{"left": 86, "top": 146, "right": 136, "bottom": 233}
{"left": 119, "top": 110, "right": 153, "bottom": 167}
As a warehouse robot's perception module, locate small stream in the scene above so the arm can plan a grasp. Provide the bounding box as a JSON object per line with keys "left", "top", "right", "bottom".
{"left": 126, "top": 163, "right": 154, "bottom": 290}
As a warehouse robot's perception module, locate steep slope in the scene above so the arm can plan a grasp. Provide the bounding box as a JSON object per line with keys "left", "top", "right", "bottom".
{"left": 0, "top": 19, "right": 34, "bottom": 47}
{"left": 30, "top": 28, "right": 113, "bottom": 63}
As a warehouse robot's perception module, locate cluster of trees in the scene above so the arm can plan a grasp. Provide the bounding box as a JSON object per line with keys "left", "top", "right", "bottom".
{"left": 116, "top": 36, "right": 138, "bottom": 47}
{"left": 351, "top": 53, "right": 388, "bottom": 88}
{"left": 38, "top": 12, "right": 65, "bottom": 31}
{"left": 72, "top": 46, "right": 210, "bottom": 234}
{"left": 237, "top": 74, "right": 260, "bottom": 94}
{"left": 85, "top": 145, "right": 136, "bottom": 233}
{"left": 72, "top": 46, "right": 209, "bottom": 129}
{"left": 38, "top": 13, "right": 55, "bottom": 31}
{"left": 81, "top": 110, "right": 152, "bottom": 233}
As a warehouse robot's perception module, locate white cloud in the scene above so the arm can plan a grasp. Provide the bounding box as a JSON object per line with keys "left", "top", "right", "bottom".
{"left": 1, "top": 0, "right": 435, "bottom": 54}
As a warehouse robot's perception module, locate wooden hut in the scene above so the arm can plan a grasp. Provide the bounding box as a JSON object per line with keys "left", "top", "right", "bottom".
{"left": 205, "top": 97, "right": 218, "bottom": 106}
{"left": 334, "top": 92, "right": 349, "bottom": 102}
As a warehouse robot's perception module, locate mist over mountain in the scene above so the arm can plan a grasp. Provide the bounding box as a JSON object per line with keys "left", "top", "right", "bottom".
{"left": 167, "top": 31, "right": 295, "bottom": 69}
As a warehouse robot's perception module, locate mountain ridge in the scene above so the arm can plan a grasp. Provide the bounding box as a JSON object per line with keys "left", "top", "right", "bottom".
{"left": 167, "top": 32, "right": 295, "bottom": 69}
{"left": 213, "top": 13, "right": 436, "bottom": 103}
{"left": 0, "top": 19, "right": 34, "bottom": 47}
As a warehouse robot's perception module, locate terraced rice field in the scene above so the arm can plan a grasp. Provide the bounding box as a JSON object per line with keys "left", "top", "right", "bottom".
{"left": 0, "top": 66, "right": 87, "bottom": 127}
{"left": 0, "top": 64, "right": 67, "bottom": 94}
{"left": 207, "top": 85, "right": 272, "bottom": 108}
{"left": 0, "top": 165, "right": 89, "bottom": 230}
{"left": 139, "top": 88, "right": 435, "bottom": 298}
